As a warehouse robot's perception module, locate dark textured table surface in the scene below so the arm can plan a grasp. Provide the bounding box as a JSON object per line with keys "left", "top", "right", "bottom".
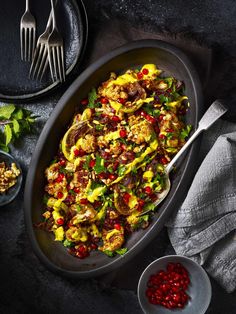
{"left": 1, "top": 1, "right": 236, "bottom": 313}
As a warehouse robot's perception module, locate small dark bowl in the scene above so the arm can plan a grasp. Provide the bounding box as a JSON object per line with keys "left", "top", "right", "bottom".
{"left": 138, "top": 255, "right": 212, "bottom": 314}
{"left": 24, "top": 40, "right": 203, "bottom": 278}
{"left": 0, "top": 150, "right": 22, "bottom": 206}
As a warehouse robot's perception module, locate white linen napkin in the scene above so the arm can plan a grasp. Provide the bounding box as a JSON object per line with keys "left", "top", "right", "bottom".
{"left": 166, "top": 119, "right": 236, "bottom": 293}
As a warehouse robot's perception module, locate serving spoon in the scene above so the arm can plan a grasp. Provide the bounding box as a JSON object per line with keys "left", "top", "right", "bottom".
{"left": 140, "top": 100, "right": 228, "bottom": 216}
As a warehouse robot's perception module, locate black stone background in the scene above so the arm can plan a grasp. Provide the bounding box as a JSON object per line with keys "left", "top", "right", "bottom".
{"left": 1, "top": 0, "right": 236, "bottom": 313}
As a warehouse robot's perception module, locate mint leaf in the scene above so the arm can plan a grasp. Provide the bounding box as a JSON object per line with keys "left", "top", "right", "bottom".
{"left": 87, "top": 88, "right": 98, "bottom": 108}
{"left": 115, "top": 247, "right": 128, "bottom": 255}
{"left": 94, "top": 154, "right": 105, "bottom": 174}
{"left": 180, "top": 125, "right": 192, "bottom": 139}
{"left": 103, "top": 250, "right": 114, "bottom": 257}
{"left": 0, "top": 141, "right": 9, "bottom": 152}
{"left": 12, "top": 108, "right": 24, "bottom": 120}
{"left": 0, "top": 104, "right": 15, "bottom": 119}
{"left": 4, "top": 124, "right": 12, "bottom": 145}
{"left": 117, "top": 165, "right": 126, "bottom": 176}
{"left": 63, "top": 239, "right": 74, "bottom": 248}
{"left": 12, "top": 119, "right": 20, "bottom": 137}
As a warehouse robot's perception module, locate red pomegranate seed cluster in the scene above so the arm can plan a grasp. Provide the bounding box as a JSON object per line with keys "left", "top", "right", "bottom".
{"left": 146, "top": 262, "right": 190, "bottom": 309}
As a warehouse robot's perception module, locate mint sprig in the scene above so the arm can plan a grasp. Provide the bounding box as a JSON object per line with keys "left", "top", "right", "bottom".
{"left": 0, "top": 104, "right": 37, "bottom": 152}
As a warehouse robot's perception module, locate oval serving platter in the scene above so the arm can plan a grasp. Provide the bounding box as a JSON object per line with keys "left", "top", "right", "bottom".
{"left": 24, "top": 40, "right": 203, "bottom": 278}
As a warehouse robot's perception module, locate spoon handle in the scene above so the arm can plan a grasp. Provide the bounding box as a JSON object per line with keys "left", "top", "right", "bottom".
{"left": 165, "top": 100, "right": 228, "bottom": 174}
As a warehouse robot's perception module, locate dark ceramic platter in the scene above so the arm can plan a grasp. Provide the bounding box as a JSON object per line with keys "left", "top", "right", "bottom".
{"left": 0, "top": 0, "right": 87, "bottom": 101}
{"left": 24, "top": 40, "right": 203, "bottom": 278}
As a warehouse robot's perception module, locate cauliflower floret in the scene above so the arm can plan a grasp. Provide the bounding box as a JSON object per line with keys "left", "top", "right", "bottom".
{"left": 70, "top": 203, "right": 97, "bottom": 224}
{"left": 99, "top": 227, "right": 125, "bottom": 252}
{"left": 80, "top": 134, "right": 97, "bottom": 153}
{"left": 129, "top": 120, "right": 154, "bottom": 144}
{"left": 45, "top": 162, "right": 60, "bottom": 181}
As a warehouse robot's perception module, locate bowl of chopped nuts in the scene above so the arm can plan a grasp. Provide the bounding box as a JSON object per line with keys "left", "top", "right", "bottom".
{"left": 0, "top": 150, "right": 22, "bottom": 206}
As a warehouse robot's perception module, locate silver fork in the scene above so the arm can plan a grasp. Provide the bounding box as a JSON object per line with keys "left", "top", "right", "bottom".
{"left": 29, "top": 13, "right": 52, "bottom": 80}
{"left": 48, "top": 0, "right": 65, "bottom": 82}
{"left": 20, "top": 0, "right": 36, "bottom": 62}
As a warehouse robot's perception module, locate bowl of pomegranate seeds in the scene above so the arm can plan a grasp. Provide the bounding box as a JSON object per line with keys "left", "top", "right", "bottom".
{"left": 138, "top": 255, "right": 212, "bottom": 314}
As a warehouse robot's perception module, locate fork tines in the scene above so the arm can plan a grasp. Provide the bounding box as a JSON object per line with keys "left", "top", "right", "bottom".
{"left": 20, "top": 11, "right": 36, "bottom": 62}
{"left": 48, "top": 43, "right": 65, "bottom": 83}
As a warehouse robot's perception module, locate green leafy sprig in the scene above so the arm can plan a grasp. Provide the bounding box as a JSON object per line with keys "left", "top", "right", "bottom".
{"left": 0, "top": 104, "right": 37, "bottom": 152}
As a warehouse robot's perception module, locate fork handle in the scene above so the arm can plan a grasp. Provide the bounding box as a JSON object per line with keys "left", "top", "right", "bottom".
{"left": 26, "top": 0, "right": 29, "bottom": 11}
{"left": 165, "top": 100, "right": 228, "bottom": 175}
{"left": 51, "top": 0, "right": 57, "bottom": 30}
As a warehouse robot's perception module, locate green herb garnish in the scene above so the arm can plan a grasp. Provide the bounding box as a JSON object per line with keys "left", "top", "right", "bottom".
{"left": 115, "top": 247, "right": 128, "bottom": 255}
{"left": 0, "top": 104, "right": 37, "bottom": 152}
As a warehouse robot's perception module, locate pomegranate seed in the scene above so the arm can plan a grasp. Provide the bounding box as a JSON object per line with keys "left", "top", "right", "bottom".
{"left": 159, "top": 134, "right": 166, "bottom": 139}
{"left": 114, "top": 223, "right": 121, "bottom": 230}
{"left": 120, "top": 129, "right": 127, "bottom": 138}
{"left": 56, "top": 173, "right": 65, "bottom": 183}
{"left": 145, "top": 262, "right": 190, "bottom": 309}
{"left": 160, "top": 157, "right": 168, "bottom": 165}
{"left": 80, "top": 198, "right": 88, "bottom": 205}
{"left": 59, "top": 159, "right": 66, "bottom": 166}
{"left": 123, "top": 192, "right": 131, "bottom": 204}
{"left": 145, "top": 114, "right": 156, "bottom": 124}
{"left": 90, "top": 243, "right": 97, "bottom": 250}
{"left": 140, "top": 111, "right": 147, "bottom": 118}
{"left": 113, "top": 161, "right": 119, "bottom": 171}
{"left": 57, "top": 191, "right": 63, "bottom": 199}
{"left": 109, "top": 173, "right": 117, "bottom": 180}
{"left": 158, "top": 114, "right": 164, "bottom": 122}
{"left": 73, "top": 187, "right": 80, "bottom": 194}
{"left": 142, "top": 68, "right": 149, "bottom": 75}
{"left": 118, "top": 98, "right": 126, "bottom": 104}
{"left": 74, "top": 148, "right": 85, "bottom": 157}
{"left": 81, "top": 98, "right": 88, "bottom": 105}
{"left": 166, "top": 128, "right": 174, "bottom": 133}
{"left": 89, "top": 159, "right": 96, "bottom": 168}
{"left": 137, "top": 72, "right": 143, "bottom": 80}
{"left": 111, "top": 115, "right": 121, "bottom": 122}
{"left": 144, "top": 186, "right": 152, "bottom": 194}
{"left": 98, "top": 172, "right": 108, "bottom": 179}
{"left": 56, "top": 218, "right": 64, "bottom": 225}
{"left": 100, "top": 97, "right": 109, "bottom": 104}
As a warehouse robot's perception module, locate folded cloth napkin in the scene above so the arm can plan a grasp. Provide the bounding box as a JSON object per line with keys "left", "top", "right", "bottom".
{"left": 166, "top": 118, "right": 236, "bottom": 293}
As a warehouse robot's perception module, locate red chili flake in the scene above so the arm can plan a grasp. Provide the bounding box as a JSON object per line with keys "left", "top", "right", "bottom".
{"left": 111, "top": 115, "right": 121, "bottom": 122}
{"left": 80, "top": 198, "right": 88, "bottom": 205}
{"left": 109, "top": 173, "right": 118, "bottom": 180}
{"left": 81, "top": 98, "right": 88, "bottom": 105}
{"left": 142, "top": 68, "right": 149, "bottom": 75}
{"left": 160, "top": 157, "right": 168, "bottom": 165}
{"left": 73, "top": 187, "right": 80, "bottom": 194}
{"left": 101, "top": 97, "right": 109, "bottom": 104}
{"left": 114, "top": 223, "right": 121, "bottom": 230}
{"left": 56, "top": 218, "right": 64, "bottom": 225}
{"left": 120, "top": 129, "right": 127, "bottom": 138}
{"left": 59, "top": 159, "right": 66, "bottom": 166}
{"left": 89, "top": 159, "right": 96, "bottom": 168}
{"left": 144, "top": 186, "right": 153, "bottom": 194}
{"left": 137, "top": 72, "right": 143, "bottom": 80}
{"left": 118, "top": 98, "right": 126, "bottom": 104}
{"left": 57, "top": 191, "right": 64, "bottom": 199}
{"left": 159, "top": 134, "right": 166, "bottom": 139}
{"left": 123, "top": 192, "right": 131, "bottom": 204}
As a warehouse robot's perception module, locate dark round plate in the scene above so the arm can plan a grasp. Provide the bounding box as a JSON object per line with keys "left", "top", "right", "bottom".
{"left": 0, "top": 150, "right": 23, "bottom": 207}
{"left": 0, "top": 0, "right": 87, "bottom": 101}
